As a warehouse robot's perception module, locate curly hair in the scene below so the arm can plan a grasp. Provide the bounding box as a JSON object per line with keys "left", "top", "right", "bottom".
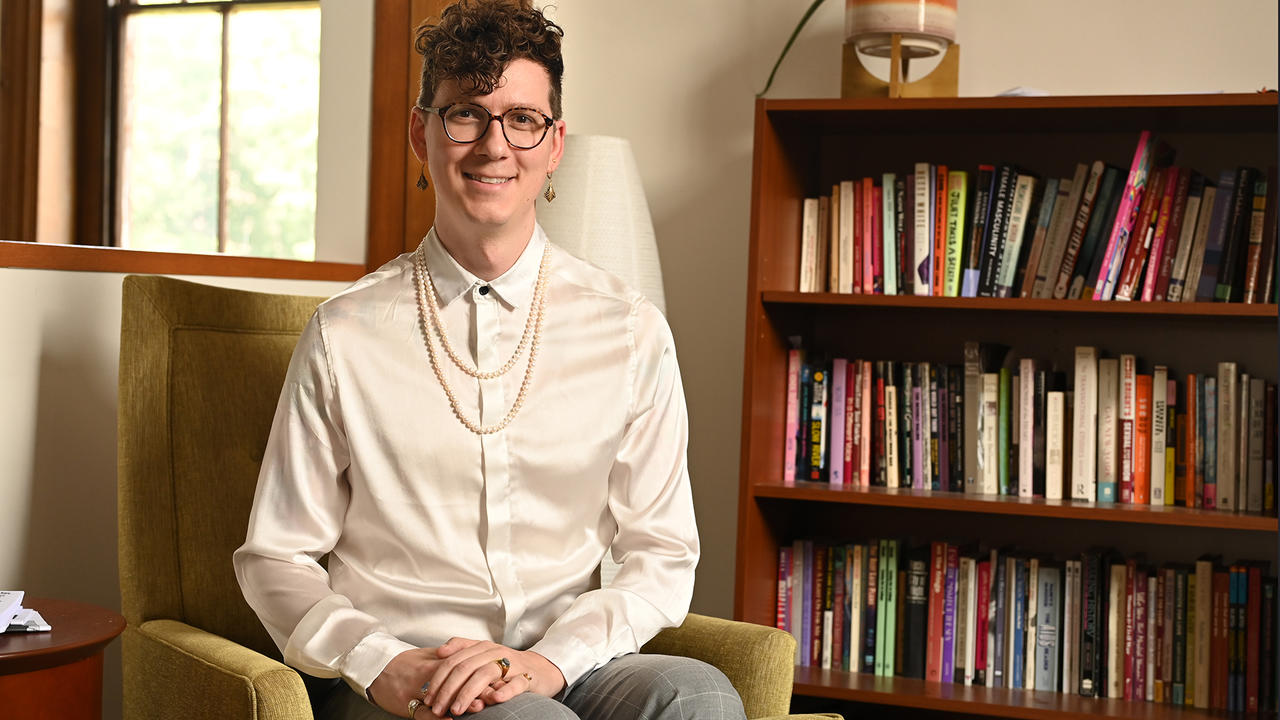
{"left": 414, "top": 0, "right": 565, "bottom": 119}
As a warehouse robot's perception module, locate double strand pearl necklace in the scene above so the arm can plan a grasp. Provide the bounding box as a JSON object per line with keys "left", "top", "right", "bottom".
{"left": 412, "top": 240, "right": 550, "bottom": 435}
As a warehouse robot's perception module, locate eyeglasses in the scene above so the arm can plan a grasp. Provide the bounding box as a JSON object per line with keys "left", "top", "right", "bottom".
{"left": 418, "top": 103, "right": 555, "bottom": 150}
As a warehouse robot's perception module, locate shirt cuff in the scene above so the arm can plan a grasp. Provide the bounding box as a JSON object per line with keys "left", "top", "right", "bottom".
{"left": 529, "top": 631, "right": 599, "bottom": 690}
{"left": 340, "top": 631, "right": 418, "bottom": 696}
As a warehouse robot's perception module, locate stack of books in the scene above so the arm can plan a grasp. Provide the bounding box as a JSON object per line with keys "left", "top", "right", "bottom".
{"left": 795, "top": 134, "right": 1278, "bottom": 304}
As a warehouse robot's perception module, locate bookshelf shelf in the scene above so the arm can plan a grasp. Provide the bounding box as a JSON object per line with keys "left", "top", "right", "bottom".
{"left": 792, "top": 667, "right": 1231, "bottom": 720}
{"left": 751, "top": 482, "right": 1279, "bottom": 532}
{"left": 762, "top": 291, "right": 1279, "bottom": 320}
{"left": 734, "top": 92, "right": 1279, "bottom": 719}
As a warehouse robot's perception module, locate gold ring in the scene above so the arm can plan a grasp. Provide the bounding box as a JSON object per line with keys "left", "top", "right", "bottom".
{"left": 494, "top": 657, "right": 511, "bottom": 680}
{"left": 408, "top": 698, "right": 423, "bottom": 717}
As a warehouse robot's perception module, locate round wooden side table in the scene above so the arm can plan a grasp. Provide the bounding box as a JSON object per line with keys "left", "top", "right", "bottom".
{"left": 0, "top": 597, "right": 126, "bottom": 720}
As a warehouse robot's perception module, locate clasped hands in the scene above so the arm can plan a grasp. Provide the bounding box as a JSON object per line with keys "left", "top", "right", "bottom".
{"left": 369, "top": 638, "right": 566, "bottom": 718}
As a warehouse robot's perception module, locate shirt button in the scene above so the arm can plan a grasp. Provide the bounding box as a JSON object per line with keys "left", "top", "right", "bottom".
{"left": 478, "top": 285, "right": 491, "bottom": 296}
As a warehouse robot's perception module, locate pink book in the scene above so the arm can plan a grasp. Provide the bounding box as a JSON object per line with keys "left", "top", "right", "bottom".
{"left": 784, "top": 348, "right": 802, "bottom": 484}
{"left": 862, "top": 177, "right": 876, "bottom": 294}
{"left": 1140, "top": 167, "right": 1182, "bottom": 301}
{"left": 860, "top": 360, "right": 873, "bottom": 487}
{"left": 850, "top": 360, "right": 863, "bottom": 486}
{"left": 844, "top": 360, "right": 857, "bottom": 485}
{"left": 872, "top": 185, "right": 885, "bottom": 294}
{"left": 1095, "top": 131, "right": 1155, "bottom": 300}
{"left": 829, "top": 358, "right": 848, "bottom": 486}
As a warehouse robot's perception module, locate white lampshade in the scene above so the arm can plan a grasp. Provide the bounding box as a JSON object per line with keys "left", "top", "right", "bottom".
{"left": 535, "top": 135, "right": 666, "bottom": 315}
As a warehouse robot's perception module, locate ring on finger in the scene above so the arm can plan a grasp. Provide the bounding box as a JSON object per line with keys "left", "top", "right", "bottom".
{"left": 420, "top": 681, "right": 430, "bottom": 695}
{"left": 408, "top": 698, "right": 423, "bottom": 717}
{"left": 493, "top": 657, "right": 511, "bottom": 680}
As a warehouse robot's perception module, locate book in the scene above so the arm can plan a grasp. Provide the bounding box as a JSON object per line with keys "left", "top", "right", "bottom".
{"left": 839, "top": 180, "right": 856, "bottom": 293}
{"left": 883, "top": 172, "right": 899, "bottom": 296}
{"left": 1063, "top": 560, "right": 1080, "bottom": 694}
{"left": 1216, "top": 362, "right": 1238, "bottom": 510}
{"left": 1113, "top": 165, "right": 1169, "bottom": 302}
{"left": 998, "top": 368, "right": 1012, "bottom": 495}
{"left": 1133, "top": 373, "right": 1152, "bottom": 504}
{"left": 903, "top": 545, "right": 929, "bottom": 678}
{"left": 1215, "top": 166, "right": 1261, "bottom": 302}
{"left": 1151, "top": 366, "right": 1168, "bottom": 504}
{"left": 1046, "top": 391, "right": 1066, "bottom": 501}
{"left": 1195, "top": 169, "right": 1239, "bottom": 301}
{"left": 1018, "top": 358, "right": 1037, "bottom": 498}
{"left": 799, "top": 197, "right": 820, "bottom": 292}
{"left": 932, "top": 167, "right": 949, "bottom": 296}
{"left": 1253, "top": 167, "right": 1278, "bottom": 304}
{"left": 992, "top": 548, "right": 1008, "bottom": 688}
{"left": 1148, "top": 166, "right": 1193, "bottom": 301}
{"left": 863, "top": 542, "right": 879, "bottom": 671}
{"left": 1096, "top": 357, "right": 1120, "bottom": 503}
{"left": 1071, "top": 347, "right": 1099, "bottom": 502}
{"left": 944, "top": 170, "right": 968, "bottom": 297}
{"left": 1010, "top": 556, "right": 1027, "bottom": 688}
{"left": 1246, "top": 376, "right": 1264, "bottom": 511}
{"left": 980, "top": 372, "right": 1000, "bottom": 495}
{"left": 1107, "top": 560, "right": 1127, "bottom": 698}
{"left": 1054, "top": 160, "right": 1105, "bottom": 299}
{"left": 784, "top": 347, "right": 803, "bottom": 484}
{"left": 1204, "top": 376, "right": 1218, "bottom": 509}
{"left": 963, "top": 342, "right": 1008, "bottom": 494}
{"left": 1167, "top": 172, "right": 1207, "bottom": 301}
{"left": 1118, "top": 354, "right": 1137, "bottom": 503}
{"left": 978, "top": 164, "right": 1016, "bottom": 298}
{"left": 959, "top": 553, "right": 977, "bottom": 684}
{"left": 1243, "top": 171, "right": 1273, "bottom": 303}
{"left": 941, "top": 543, "right": 960, "bottom": 683}
{"left": 974, "top": 557, "right": 992, "bottom": 686}
{"left": 925, "top": 541, "right": 947, "bottom": 682}
{"left": 995, "top": 173, "right": 1038, "bottom": 297}
{"left": 1194, "top": 558, "right": 1214, "bottom": 708}
{"left": 913, "top": 163, "right": 933, "bottom": 295}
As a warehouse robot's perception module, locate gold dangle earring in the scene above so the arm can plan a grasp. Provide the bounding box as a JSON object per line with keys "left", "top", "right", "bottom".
{"left": 543, "top": 173, "right": 556, "bottom": 203}
{"left": 417, "top": 163, "right": 429, "bottom": 191}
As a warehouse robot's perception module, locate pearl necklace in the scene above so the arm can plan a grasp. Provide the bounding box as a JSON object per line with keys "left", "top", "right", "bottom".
{"left": 412, "top": 241, "right": 550, "bottom": 435}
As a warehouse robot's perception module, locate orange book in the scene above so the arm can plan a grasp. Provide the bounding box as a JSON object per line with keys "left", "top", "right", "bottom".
{"left": 933, "top": 166, "right": 949, "bottom": 296}
{"left": 1133, "top": 373, "right": 1152, "bottom": 504}
{"left": 862, "top": 176, "right": 876, "bottom": 293}
{"left": 1184, "top": 373, "right": 1198, "bottom": 507}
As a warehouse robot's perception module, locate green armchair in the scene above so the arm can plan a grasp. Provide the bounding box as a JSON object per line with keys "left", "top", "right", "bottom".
{"left": 117, "top": 275, "right": 839, "bottom": 720}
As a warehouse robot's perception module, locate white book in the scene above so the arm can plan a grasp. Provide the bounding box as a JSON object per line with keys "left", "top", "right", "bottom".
{"left": 1107, "top": 563, "right": 1126, "bottom": 698}
{"left": 1193, "top": 559, "right": 1212, "bottom": 708}
{"left": 839, "top": 180, "right": 856, "bottom": 294}
{"left": 913, "top": 163, "right": 933, "bottom": 295}
{"left": 1046, "top": 391, "right": 1066, "bottom": 500}
{"left": 800, "top": 198, "right": 820, "bottom": 291}
{"left": 1216, "top": 362, "right": 1237, "bottom": 510}
{"left": 1036, "top": 164, "right": 1088, "bottom": 298}
{"left": 1071, "top": 346, "right": 1099, "bottom": 501}
{"left": 1180, "top": 185, "right": 1218, "bottom": 303}
{"left": 1096, "top": 358, "right": 1120, "bottom": 503}
{"left": 850, "top": 545, "right": 863, "bottom": 671}
{"left": 1151, "top": 365, "right": 1168, "bottom": 505}
{"left": 997, "top": 174, "right": 1038, "bottom": 295}
{"left": 1019, "top": 358, "right": 1037, "bottom": 498}
{"left": 822, "top": 608, "right": 833, "bottom": 668}
{"left": 1239, "top": 373, "right": 1251, "bottom": 512}
{"left": 829, "top": 185, "right": 841, "bottom": 292}
{"left": 980, "top": 372, "right": 1001, "bottom": 494}
{"left": 1167, "top": 184, "right": 1204, "bottom": 301}
{"left": 1248, "top": 376, "right": 1265, "bottom": 512}
{"left": 885, "top": 385, "right": 900, "bottom": 488}
{"left": 883, "top": 172, "right": 898, "bottom": 296}
{"left": 790, "top": 541, "right": 804, "bottom": 663}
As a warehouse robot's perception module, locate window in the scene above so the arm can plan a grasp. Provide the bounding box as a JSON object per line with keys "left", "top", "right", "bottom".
{"left": 112, "top": 0, "right": 321, "bottom": 260}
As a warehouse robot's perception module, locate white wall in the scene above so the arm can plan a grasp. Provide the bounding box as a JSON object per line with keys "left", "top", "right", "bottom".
{"left": 541, "top": 0, "right": 1277, "bottom": 619}
{"left": 1, "top": 2, "right": 1273, "bottom": 718}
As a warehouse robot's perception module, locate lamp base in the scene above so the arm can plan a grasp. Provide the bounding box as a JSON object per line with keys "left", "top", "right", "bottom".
{"left": 842, "top": 34, "right": 959, "bottom": 99}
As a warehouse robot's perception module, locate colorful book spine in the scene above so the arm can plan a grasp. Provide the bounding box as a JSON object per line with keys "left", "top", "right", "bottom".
{"left": 1095, "top": 131, "right": 1156, "bottom": 300}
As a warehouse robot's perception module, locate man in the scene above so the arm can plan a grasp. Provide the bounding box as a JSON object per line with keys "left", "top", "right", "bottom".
{"left": 233, "top": 2, "right": 746, "bottom": 719}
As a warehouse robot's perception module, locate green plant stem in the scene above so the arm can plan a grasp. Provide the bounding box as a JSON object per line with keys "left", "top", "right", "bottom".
{"left": 757, "top": 0, "right": 829, "bottom": 98}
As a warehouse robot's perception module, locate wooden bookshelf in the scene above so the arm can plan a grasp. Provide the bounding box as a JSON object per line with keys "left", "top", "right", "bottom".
{"left": 734, "top": 93, "right": 1278, "bottom": 719}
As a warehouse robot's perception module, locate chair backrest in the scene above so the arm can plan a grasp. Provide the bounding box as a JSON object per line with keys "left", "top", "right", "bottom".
{"left": 118, "top": 275, "right": 327, "bottom": 660}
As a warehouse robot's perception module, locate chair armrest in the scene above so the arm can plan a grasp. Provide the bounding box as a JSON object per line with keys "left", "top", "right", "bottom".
{"left": 641, "top": 613, "right": 796, "bottom": 719}
{"left": 123, "top": 619, "right": 313, "bottom": 720}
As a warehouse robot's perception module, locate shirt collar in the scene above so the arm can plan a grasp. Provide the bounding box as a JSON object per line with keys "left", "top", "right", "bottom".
{"left": 421, "top": 224, "right": 547, "bottom": 310}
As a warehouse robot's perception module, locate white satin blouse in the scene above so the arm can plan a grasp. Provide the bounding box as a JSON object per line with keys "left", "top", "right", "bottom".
{"left": 233, "top": 225, "right": 699, "bottom": 695}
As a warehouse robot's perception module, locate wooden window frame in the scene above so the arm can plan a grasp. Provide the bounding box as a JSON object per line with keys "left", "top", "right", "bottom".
{"left": 0, "top": 0, "right": 444, "bottom": 281}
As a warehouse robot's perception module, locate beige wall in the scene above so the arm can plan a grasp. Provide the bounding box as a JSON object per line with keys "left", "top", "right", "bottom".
{"left": 0, "top": 2, "right": 1274, "bottom": 719}
{"left": 542, "top": 0, "right": 1277, "bottom": 619}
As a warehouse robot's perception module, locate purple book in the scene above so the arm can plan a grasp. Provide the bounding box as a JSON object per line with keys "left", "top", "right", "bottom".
{"left": 941, "top": 544, "right": 960, "bottom": 683}
{"left": 912, "top": 387, "right": 925, "bottom": 489}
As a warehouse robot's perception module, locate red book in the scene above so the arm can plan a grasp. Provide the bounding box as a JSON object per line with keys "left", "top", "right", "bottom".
{"left": 872, "top": 184, "right": 885, "bottom": 294}
{"left": 1124, "top": 559, "right": 1136, "bottom": 699}
{"left": 933, "top": 167, "right": 949, "bottom": 296}
{"left": 925, "top": 541, "right": 947, "bottom": 683}
{"left": 853, "top": 181, "right": 864, "bottom": 294}
{"left": 1185, "top": 373, "right": 1199, "bottom": 507}
{"left": 974, "top": 558, "right": 991, "bottom": 685}
{"left": 1213, "top": 569, "right": 1230, "bottom": 710}
{"left": 1151, "top": 167, "right": 1192, "bottom": 301}
{"left": 1247, "top": 565, "right": 1261, "bottom": 712}
{"left": 1115, "top": 166, "right": 1168, "bottom": 301}
{"left": 1142, "top": 166, "right": 1185, "bottom": 301}
{"left": 1134, "top": 374, "right": 1153, "bottom": 504}
{"left": 862, "top": 177, "right": 876, "bottom": 294}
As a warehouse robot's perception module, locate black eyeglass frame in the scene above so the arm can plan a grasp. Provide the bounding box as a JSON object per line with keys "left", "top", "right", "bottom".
{"left": 417, "top": 103, "right": 556, "bottom": 150}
